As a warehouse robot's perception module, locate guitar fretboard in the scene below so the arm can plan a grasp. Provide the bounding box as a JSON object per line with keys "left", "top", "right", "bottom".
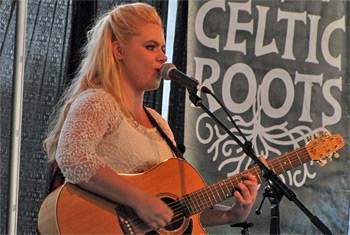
{"left": 179, "top": 146, "right": 311, "bottom": 216}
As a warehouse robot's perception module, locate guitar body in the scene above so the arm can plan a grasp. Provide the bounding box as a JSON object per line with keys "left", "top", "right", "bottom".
{"left": 38, "top": 158, "right": 208, "bottom": 234}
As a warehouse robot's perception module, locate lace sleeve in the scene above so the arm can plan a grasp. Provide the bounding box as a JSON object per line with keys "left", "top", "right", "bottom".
{"left": 55, "top": 89, "right": 115, "bottom": 184}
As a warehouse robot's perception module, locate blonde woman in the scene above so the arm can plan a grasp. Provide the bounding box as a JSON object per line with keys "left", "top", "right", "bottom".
{"left": 44, "top": 2, "right": 257, "bottom": 232}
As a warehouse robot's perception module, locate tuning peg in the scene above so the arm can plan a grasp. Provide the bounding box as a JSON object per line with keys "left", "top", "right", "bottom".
{"left": 319, "top": 161, "right": 326, "bottom": 167}
{"left": 334, "top": 152, "right": 340, "bottom": 158}
{"left": 315, "top": 133, "right": 320, "bottom": 138}
{"left": 307, "top": 136, "right": 312, "bottom": 141}
{"left": 323, "top": 131, "right": 329, "bottom": 137}
{"left": 326, "top": 157, "right": 333, "bottom": 163}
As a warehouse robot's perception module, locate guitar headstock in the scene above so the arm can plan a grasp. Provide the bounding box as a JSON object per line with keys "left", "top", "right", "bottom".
{"left": 306, "top": 132, "right": 344, "bottom": 166}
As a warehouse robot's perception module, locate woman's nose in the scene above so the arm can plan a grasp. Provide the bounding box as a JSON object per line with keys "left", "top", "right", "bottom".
{"left": 158, "top": 50, "right": 168, "bottom": 63}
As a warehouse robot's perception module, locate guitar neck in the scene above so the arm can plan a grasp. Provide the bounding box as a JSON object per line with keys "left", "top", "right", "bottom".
{"left": 181, "top": 146, "right": 311, "bottom": 216}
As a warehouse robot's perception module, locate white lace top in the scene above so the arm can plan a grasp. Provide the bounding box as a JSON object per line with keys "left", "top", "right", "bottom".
{"left": 55, "top": 89, "right": 176, "bottom": 184}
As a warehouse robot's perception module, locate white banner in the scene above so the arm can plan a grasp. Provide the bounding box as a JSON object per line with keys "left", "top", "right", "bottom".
{"left": 185, "top": 0, "right": 349, "bottom": 234}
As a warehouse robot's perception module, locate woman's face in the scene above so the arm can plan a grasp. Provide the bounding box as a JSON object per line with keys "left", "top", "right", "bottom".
{"left": 115, "top": 23, "right": 168, "bottom": 93}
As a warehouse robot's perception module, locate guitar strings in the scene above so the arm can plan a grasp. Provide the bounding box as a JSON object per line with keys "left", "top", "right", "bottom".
{"left": 127, "top": 197, "right": 199, "bottom": 232}
{"left": 125, "top": 147, "right": 316, "bottom": 233}
{"left": 127, "top": 201, "right": 189, "bottom": 233}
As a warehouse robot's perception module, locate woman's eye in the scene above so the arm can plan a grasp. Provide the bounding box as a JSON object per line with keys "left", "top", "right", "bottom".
{"left": 146, "top": 45, "right": 155, "bottom": 50}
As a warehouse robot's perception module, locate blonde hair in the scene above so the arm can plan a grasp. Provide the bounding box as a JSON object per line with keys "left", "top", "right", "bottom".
{"left": 44, "top": 3, "right": 163, "bottom": 160}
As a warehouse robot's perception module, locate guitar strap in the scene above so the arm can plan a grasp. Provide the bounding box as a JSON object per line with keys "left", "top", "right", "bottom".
{"left": 143, "top": 106, "right": 184, "bottom": 159}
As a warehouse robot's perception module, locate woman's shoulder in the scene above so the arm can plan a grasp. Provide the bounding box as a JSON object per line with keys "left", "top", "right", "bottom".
{"left": 78, "top": 88, "right": 113, "bottom": 101}
{"left": 69, "top": 89, "right": 124, "bottom": 130}
{"left": 74, "top": 89, "right": 117, "bottom": 107}
{"left": 70, "top": 88, "right": 121, "bottom": 115}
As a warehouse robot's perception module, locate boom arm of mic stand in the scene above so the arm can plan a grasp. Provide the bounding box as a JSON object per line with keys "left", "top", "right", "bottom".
{"left": 188, "top": 91, "right": 332, "bottom": 235}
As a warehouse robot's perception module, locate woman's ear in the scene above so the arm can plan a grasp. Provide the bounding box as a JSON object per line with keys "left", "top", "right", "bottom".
{"left": 112, "top": 41, "right": 123, "bottom": 60}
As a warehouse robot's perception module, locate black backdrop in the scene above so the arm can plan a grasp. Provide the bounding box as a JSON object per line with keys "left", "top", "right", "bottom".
{"left": 0, "top": 0, "right": 187, "bottom": 233}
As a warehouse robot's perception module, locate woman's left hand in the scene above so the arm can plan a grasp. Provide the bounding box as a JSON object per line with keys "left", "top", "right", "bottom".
{"left": 227, "top": 173, "right": 258, "bottom": 222}
{"left": 199, "top": 173, "right": 258, "bottom": 227}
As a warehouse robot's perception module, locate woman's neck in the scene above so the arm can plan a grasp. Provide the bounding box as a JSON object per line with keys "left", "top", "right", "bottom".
{"left": 123, "top": 89, "right": 154, "bottom": 129}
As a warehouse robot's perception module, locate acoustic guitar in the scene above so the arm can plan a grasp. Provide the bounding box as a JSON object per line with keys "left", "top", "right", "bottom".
{"left": 38, "top": 133, "right": 344, "bottom": 234}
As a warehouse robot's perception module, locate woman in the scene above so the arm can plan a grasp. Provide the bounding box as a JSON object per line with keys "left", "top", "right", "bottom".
{"left": 44, "top": 2, "right": 257, "bottom": 232}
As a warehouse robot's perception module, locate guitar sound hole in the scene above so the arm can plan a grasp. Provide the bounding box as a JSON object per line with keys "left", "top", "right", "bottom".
{"left": 145, "top": 196, "right": 192, "bottom": 234}
{"left": 162, "top": 197, "right": 184, "bottom": 231}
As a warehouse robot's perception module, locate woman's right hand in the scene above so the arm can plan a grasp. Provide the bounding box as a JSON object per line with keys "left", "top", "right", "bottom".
{"left": 132, "top": 191, "right": 174, "bottom": 230}
{"left": 77, "top": 166, "right": 174, "bottom": 231}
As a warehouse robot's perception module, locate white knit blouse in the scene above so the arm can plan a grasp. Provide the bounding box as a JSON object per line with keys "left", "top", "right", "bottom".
{"left": 55, "top": 89, "right": 176, "bottom": 184}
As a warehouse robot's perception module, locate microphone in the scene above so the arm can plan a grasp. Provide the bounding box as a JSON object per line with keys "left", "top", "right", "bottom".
{"left": 160, "top": 63, "right": 211, "bottom": 93}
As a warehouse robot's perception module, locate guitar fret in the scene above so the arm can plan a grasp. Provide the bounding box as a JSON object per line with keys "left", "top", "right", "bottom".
{"left": 196, "top": 190, "right": 205, "bottom": 212}
{"left": 275, "top": 158, "right": 284, "bottom": 174}
{"left": 300, "top": 148, "right": 309, "bottom": 163}
{"left": 182, "top": 195, "right": 193, "bottom": 216}
{"left": 218, "top": 182, "right": 228, "bottom": 198}
{"left": 186, "top": 194, "right": 194, "bottom": 214}
{"left": 288, "top": 151, "right": 296, "bottom": 165}
{"left": 275, "top": 159, "right": 283, "bottom": 173}
{"left": 192, "top": 191, "right": 202, "bottom": 214}
{"left": 198, "top": 190, "right": 207, "bottom": 211}
{"left": 204, "top": 187, "right": 215, "bottom": 207}
{"left": 248, "top": 168, "right": 258, "bottom": 182}
{"left": 234, "top": 174, "right": 240, "bottom": 185}
{"left": 227, "top": 178, "right": 236, "bottom": 195}
{"left": 213, "top": 185, "right": 222, "bottom": 202}
{"left": 206, "top": 185, "right": 215, "bottom": 206}
{"left": 294, "top": 149, "right": 303, "bottom": 165}
{"left": 233, "top": 174, "right": 242, "bottom": 193}
{"left": 286, "top": 152, "right": 294, "bottom": 169}
{"left": 253, "top": 166, "right": 263, "bottom": 183}
{"left": 226, "top": 180, "right": 233, "bottom": 196}
{"left": 213, "top": 185, "right": 224, "bottom": 202}
{"left": 190, "top": 192, "right": 200, "bottom": 214}
{"left": 201, "top": 188, "right": 211, "bottom": 209}
{"left": 277, "top": 157, "right": 286, "bottom": 172}
{"left": 286, "top": 154, "right": 294, "bottom": 171}
{"left": 212, "top": 184, "right": 220, "bottom": 203}
{"left": 280, "top": 154, "right": 291, "bottom": 172}
{"left": 197, "top": 191, "right": 205, "bottom": 213}
{"left": 208, "top": 185, "right": 217, "bottom": 204}
{"left": 222, "top": 180, "right": 232, "bottom": 197}
{"left": 268, "top": 159, "right": 277, "bottom": 174}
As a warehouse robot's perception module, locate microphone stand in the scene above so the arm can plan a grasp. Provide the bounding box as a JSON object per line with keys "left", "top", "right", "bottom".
{"left": 255, "top": 185, "right": 282, "bottom": 234}
{"left": 268, "top": 182, "right": 284, "bottom": 235}
{"left": 187, "top": 89, "right": 332, "bottom": 235}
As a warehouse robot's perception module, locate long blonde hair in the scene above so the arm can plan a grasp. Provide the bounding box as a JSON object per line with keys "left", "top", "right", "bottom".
{"left": 44, "top": 3, "right": 163, "bottom": 160}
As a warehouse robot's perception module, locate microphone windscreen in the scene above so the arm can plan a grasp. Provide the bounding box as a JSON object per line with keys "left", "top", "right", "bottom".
{"left": 160, "top": 63, "right": 176, "bottom": 80}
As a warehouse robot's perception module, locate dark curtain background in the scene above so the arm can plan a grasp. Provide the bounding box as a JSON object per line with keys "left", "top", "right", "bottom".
{"left": 1, "top": 1, "right": 73, "bottom": 233}
{"left": 168, "top": 0, "right": 188, "bottom": 146}
{"left": 0, "top": 0, "right": 187, "bottom": 233}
